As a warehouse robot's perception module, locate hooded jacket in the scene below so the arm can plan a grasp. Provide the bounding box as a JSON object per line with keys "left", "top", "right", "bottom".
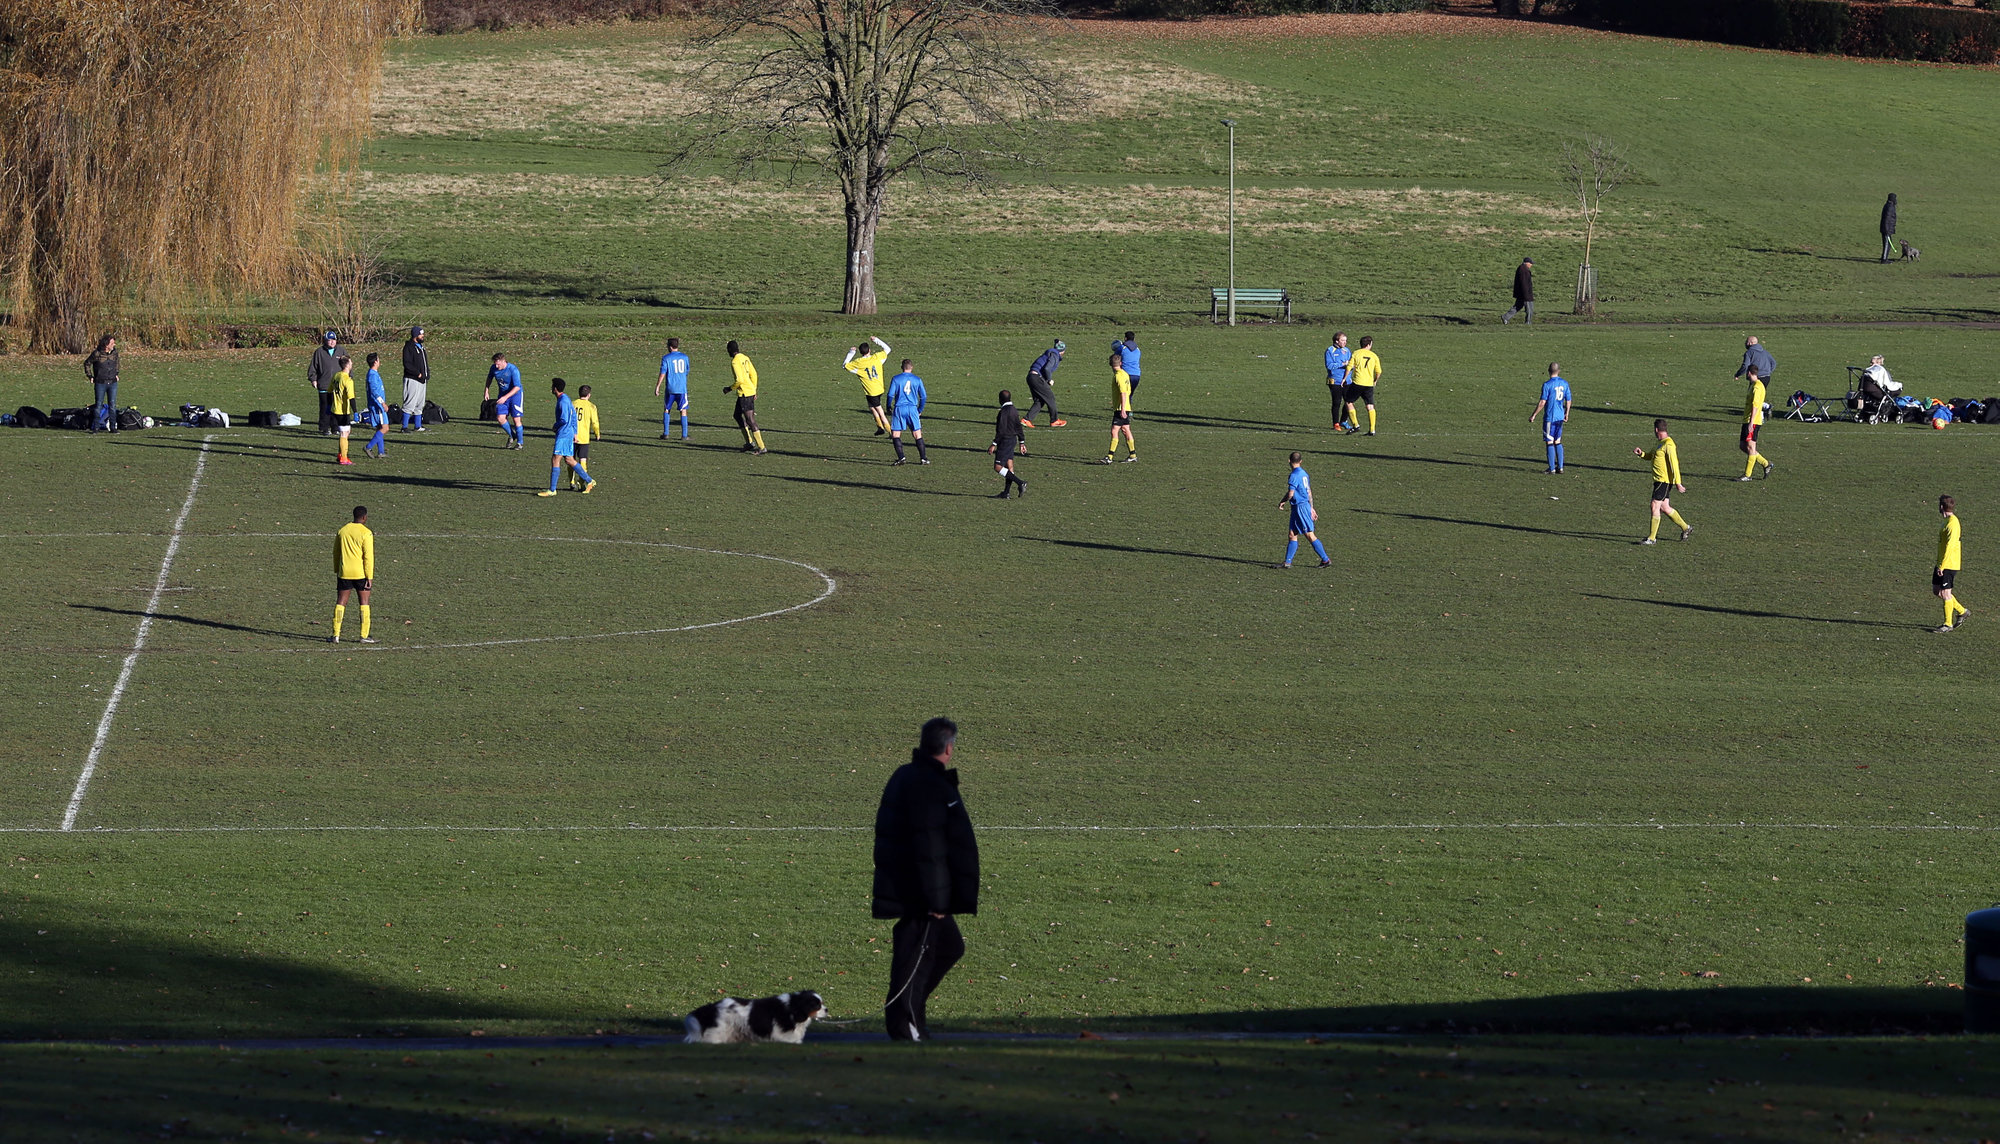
{"left": 871, "top": 752, "right": 979, "bottom": 919}
{"left": 402, "top": 337, "right": 429, "bottom": 382}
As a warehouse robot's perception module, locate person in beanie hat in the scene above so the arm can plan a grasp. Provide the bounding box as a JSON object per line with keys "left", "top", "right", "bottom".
{"left": 401, "top": 326, "right": 430, "bottom": 431}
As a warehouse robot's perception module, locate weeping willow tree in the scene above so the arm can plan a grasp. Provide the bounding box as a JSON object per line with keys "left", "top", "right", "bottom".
{"left": 0, "top": 0, "right": 415, "bottom": 352}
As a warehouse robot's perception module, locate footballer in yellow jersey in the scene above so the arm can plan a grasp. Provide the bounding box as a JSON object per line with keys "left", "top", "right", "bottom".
{"left": 1634, "top": 419, "right": 1690, "bottom": 545}
{"left": 569, "top": 384, "right": 601, "bottom": 492}
{"left": 329, "top": 356, "right": 357, "bottom": 465}
{"left": 724, "top": 339, "right": 766, "bottom": 453}
{"left": 331, "top": 506, "right": 375, "bottom": 643}
{"left": 1738, "top": 368, "right": 1773, "bottom": 480}
{"left": 844, "top": 336, "right": 893, "bottom": 435}
{"left": 1934, "top": 494, "right": 1967, "bottom": 632}
{"left": 1341, "top": 335, "right": 1382, "bottom": 436}
{"left": 1101, "top": 354, "right": 1136, "bottom": 463}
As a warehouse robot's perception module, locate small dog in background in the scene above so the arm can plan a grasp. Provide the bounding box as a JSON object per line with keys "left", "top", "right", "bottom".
{"left": 683, "top": 990, "right": 828, "bottom": 1044}
{"left": 1902, "top": 240, "right": 1921, "bottom": 263}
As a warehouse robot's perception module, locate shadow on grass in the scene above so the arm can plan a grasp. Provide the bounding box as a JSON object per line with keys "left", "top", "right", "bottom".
{"left": 1015, "top": 536, "right": 1270, "bottom": 567}
{"left": 1134, "top": 410, "right": 1298, "bottom": 432}
{"left": 1579, "top": 593, "right": 1917, "bottom": 629}
{"left": 285, "top": 470, "right": 523, "bottom": 494}
{"left": 67, "top": 604, "right": 322, "bottom": 643}
{"left": 1350, "top": 509, "right": 1633, "bottom": 544}
{"left": 759, "top": 474, "right": 984, "bottom": 499}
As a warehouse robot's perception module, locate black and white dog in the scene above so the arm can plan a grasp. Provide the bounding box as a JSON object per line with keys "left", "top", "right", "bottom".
{"left": 683, "top": 990, "right": 827, "bottom": 1044}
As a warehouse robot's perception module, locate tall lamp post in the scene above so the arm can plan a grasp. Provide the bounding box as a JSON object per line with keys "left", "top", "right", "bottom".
{"left": 1222, "top": 118, "right": 1236, "bottom": 327}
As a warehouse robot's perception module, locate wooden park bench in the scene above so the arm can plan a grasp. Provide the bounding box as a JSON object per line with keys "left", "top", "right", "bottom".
{"left": 1209, "top": 287, "right": 1291, "bottom": 323}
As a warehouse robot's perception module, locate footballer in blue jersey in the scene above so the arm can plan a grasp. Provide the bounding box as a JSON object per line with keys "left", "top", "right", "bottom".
{"left": 1279, "top": 451, "right": 1331, "bottom": 569}
{"left": 485, "top": 353, "right": 526, "bottom": 448}
{"left": 1112, "top": 331, "right": 1141, "bottom": 390}
{"left": 1528, "top": 362, "right": 1573, "bottom": 473}
{"left": 1323, "top": 332, "right": 1357, "bottom": 430}
{"left": 655, "top": 336, "right": 692, "bottom": 439}
{"left": 540, "top": 379, "right": 583, "bottom": 496}
{"left": 362, "top": 353, "right": 389, "bottom": 459}
{"left": 886, "top": 360, "right": 929, "bottom": 465}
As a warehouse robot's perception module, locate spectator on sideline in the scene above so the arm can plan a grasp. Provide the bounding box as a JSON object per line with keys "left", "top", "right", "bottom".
{"left": 309, "top": 330, "right": 340, "bottom": 436}
{"left": 1023, "top": 340, "right": 1066, "bottom": 428}
{"left": 1504, "top": 257, "right": 1534, "bottom": 324}
{"left": 872, "top": 717, "right": 979, "bottom": 1043}
{"left": 1735, "top": 336, "right": 1775, "bottom": 385}
{"left": 1880, "top": 193, "right": 1898, "bottom": 264}
{"left": 400, "top": 326, "right": 430, "bottom": 432}
{"left": 85, "top": 334, "right": 120, "bottom": 434}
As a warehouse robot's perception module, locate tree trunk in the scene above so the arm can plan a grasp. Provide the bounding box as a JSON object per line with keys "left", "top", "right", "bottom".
{"left": 843, "top": 194, "right": 880, "bottom": 316}
{"left": 31, "top": 191, "right": 93, "bottom": 354}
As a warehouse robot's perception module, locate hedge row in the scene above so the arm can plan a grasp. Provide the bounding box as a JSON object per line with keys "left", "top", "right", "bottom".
{"left": 1111, "top": 0, "right": 1432, "bottom": 19}
{"left": 1568, "top": 0, "right": 2000, "bottom": 64}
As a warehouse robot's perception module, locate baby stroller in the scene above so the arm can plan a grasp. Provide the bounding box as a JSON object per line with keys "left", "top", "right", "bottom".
{"left": 1846, "top": 364, "right": 1901, "bottom": 424}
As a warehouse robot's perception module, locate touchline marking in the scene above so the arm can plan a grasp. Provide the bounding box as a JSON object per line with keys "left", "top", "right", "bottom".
{"left": 61, "top": 435, "right": 216, "bottom": 832}
{"left": 2, "top": 821, "right": 1990, "bottom": 835}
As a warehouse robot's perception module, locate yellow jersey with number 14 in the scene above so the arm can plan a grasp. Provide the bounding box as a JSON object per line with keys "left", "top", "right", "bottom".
{"left": 845, "top": 351, "right": 888, "bottom": 397}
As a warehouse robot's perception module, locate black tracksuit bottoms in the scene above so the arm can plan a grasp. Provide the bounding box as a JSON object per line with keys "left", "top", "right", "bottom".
{"left": 885, "top": 913, "right": 965, "bottom": 1040}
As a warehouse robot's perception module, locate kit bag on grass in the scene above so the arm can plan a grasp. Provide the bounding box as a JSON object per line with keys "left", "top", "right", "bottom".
{"left": 478, "top": 397, "right": 498, "bottom": 422}
{"left": 423, "top": 400, "right": 449, "bottom": 424}
{"left": 50, "top": 407, "right": 92, "bottom": 430}
{"left": 15, "top": 406, "right": 48, "bottom": 428}
{"left": 246, "top": 410, "right": 280, "bottom": 428}
{"left": 384, "top": 403, "right": 403, "bottom": 421}
{"left": 116, "top": 407, "right": 145, "bottom": 430}
{"left": 1983, "top": 399, "right": 2000, "bottom": 425}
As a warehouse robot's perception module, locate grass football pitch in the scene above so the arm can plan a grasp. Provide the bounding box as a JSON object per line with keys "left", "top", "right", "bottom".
{"left": 3, "top": 13, "right": 2000, "bottom": 1142}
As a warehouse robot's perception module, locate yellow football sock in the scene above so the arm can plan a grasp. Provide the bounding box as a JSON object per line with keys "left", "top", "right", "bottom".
{"left": 332, "top": 604, "right": 345, "bottom": 638}
{"left": 1367, "top": 408, "right": 1376, "bottom": 433}
{"left": 1949, "top": 597, "right": 1967, "bottom": 621}
{"left": 338, "top": 438, "right": 349, "bottom": 461}
{"left": 1759, "top": 454, "right": 1771, "bottom": 469}
{"left": 1648, "top": 516, "right": 1661, "bottom": 541}
{"left": 359, "top": 605, "right": 371, "bottom": 639}
{"left": 1745, "top": 455, "right": 1758, "bottom": 477}
{"left": 1666, "top": 509, "right": 1687, "bottom": 528}
{"left": 1108, "top": 434, "right": 1120, "bottom": 455}
{"left": 753, "top": 430, "right": 766, "bottom": 450}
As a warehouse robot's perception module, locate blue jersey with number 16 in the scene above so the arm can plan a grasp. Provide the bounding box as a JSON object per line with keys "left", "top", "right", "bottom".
{"left": 1540, "top": 376, "right": 1571, "bottom": 423}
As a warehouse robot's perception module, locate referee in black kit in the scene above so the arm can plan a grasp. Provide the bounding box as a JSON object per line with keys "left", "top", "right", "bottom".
{"left": 872, "top": 717, "right": 979, "bottom": 1042}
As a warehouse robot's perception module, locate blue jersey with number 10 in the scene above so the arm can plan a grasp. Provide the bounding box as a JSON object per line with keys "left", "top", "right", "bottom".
{"left": 661, "top": 351, "right": 690, "bottom": 395}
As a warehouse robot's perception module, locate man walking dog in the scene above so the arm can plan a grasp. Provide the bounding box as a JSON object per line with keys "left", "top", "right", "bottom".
{"left": 872, "top": 717, "right": 979, "bottom": 1043}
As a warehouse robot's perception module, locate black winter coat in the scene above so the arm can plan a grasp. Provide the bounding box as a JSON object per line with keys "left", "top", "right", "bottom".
{"left": 1513, "top": 261, "right": 1534, "bottom": 303}
{"left": 1880, "top": 195, "right": 1897, "bottom": 237}
{"left": 402, "top": 339, "right": 429, "bottom": 381}
{"left": 871, "top": 752, "right": 979, "bottom": 919}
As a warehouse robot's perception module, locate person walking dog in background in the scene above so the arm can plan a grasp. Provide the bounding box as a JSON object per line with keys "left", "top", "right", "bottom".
{"left": 85, "top": 334, "right": 119, "bottom": 434}
{"left": 872, "top": 717, "right": 979, "bottom": 1043}
{"left": 1880, "top": 193, "right": 1898, "bottom": 264}
{"left": 1503, "top": 257, "right": 1534, "bottom": 325}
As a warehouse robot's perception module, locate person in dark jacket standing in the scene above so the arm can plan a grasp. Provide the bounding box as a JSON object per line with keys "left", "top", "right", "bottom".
{"left": 1879, "top": 194, "right": 1898, "bottom": 263}
{"left": 1503, "top": 257, "right": 1534, "bottom": 324}
{"left": 309, "top": 330, "right": 341, "bottom": 436}
{"left": 84, "top": 334, "right": 120, "bottom": 433}
{"left": 400, "top": 326, "right": 431, "bottom": 432}
{"left": 1023, "top": 340, "right": 1066, "bottom": 428}
{"left": 872, "top": 717, "right": 979, "bottom": 1042}
{"left": 988, "top": 391, "right": 1028, "bottom": 499}
{"left": 1735, "top": 335, "right": 1775, "bottom": 385}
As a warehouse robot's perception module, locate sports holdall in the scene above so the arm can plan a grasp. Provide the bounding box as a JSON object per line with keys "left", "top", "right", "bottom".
{"left": 478, "top": 397, "right": 498, "bottom": 422}
{"left": 14, "top": 406, "right": 48, "bottom": 429}
{"left": 1983, "top": 399, "right": 2000, "bottom": 425}
{"left": 50, "top": 406, "right": 92, "bottom": 430}
{"left": 423, "top": 400, "right": 449, "bottom": 424}
{"left": 115, "top": 406, "right": 145, "bottom": 430}
{"left": 246, "top": 410, "right": 280, "bottom": 428}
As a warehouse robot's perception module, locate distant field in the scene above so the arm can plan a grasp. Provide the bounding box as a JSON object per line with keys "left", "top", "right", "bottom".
{"left": 340, "top": 16, "right": 2000, "bottom": 326}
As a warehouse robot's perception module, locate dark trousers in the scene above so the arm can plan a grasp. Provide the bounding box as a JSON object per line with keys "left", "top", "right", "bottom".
{"left": 93, "top": 381, "right": 118, "bottom": 431}
{"left": 1024, "top": 374, "right": 1058, "bottom": 422}
{"left": 317, "top": 390, "right": 336, "bottom": 434}
{"left": 1504, "top": 299, "right": 1534, "bottom": 324}
{"left": 885, "top": 914, "right": 964, "bottom": 1041}
{"left": 1882, "top": 234, "right": 1896, "bottom": 262}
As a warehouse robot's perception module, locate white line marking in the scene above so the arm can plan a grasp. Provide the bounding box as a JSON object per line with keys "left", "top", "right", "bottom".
{"left": 61, "top": 435, "right": 215, "bottom": 831}
{"left": 2, "top": 821, "right": 1991, "bottom": 835}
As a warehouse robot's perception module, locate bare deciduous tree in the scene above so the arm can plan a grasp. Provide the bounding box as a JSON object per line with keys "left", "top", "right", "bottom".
{"left": 1558, "top": 136, "right": 1630, "bottom": 316}
{"left": 666, "top": 0, "right": 1068, "bottom": 315}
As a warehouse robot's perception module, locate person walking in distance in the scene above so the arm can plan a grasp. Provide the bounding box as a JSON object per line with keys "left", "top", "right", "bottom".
{"left": 1023, "top": 340, "right": 1066, "bottom": 428}
{"left": 1323, "top": 332, "right": 1356, "bottom": 431}
{"left": 330, "top": 505, "right": 375, "bottom": 644}
{"left": 1735, "top": 336, "right": 1775, "bottom": 387}
{"left": 1880, "top": 194, "right": 1898, "bottom": 264}
{"left": 1634, "top": 418, "right": 1691, "bottom": 545}
{"left": 1279, "top": 451, "right": 1331, "bottom": 569}
{"left": 400, "top": 326, "right": 430, "bottom": 432}
{"left": 1528, "top": 362, "right": 1572, "bottom": 474}
{"left": 886, "top": 359, "right": 929, "bottom": 466}
{"left": 989, "top": 390, "right": 1028, "bottom": 499}
{"left": 845, "top": 335, "right": 893, "bottom": 436}
{"left": 872, "top": 717, "right": 979, "bottom": 1043}
{"left": 1503, "top": 257, "right": 1534, "bottom": 325}
{"left": 309, "top": 330, "right": 340, "bottom": 436}
{"left": 1934, "top": 495, "right": 1967, "bottom": 633}
{"left": 85, "top": 334, "right": 120, "bottom": 434}
{"left": 724, "top": 339, "right": 766, "bottom": 454}
{"left": 656, "top": 336, "right": 691, "bottom": 440}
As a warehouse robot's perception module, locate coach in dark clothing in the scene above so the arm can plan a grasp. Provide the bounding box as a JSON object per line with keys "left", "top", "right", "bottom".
{"left": 308, "top": 330, "right": 341, "bottom": 435}
{"left": 400, "top": 326, "right": 430, "bottom": 432}
{"left": 1880, "top": 193, "right": 1898, "bottom": 263}
{"left": 1023, "top": 340, "right": 1064, "bottom": 426}
{"left": 872, "top": 717, "right": 979, "bottom": 1043}
{"left": 1503, "top": 257, "right": 1534, "bottom": 324}
{"left": 1735, "top": 336, "right": 1775, "bottom": 383}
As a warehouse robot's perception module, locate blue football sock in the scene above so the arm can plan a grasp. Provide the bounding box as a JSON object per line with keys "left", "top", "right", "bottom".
{"left": 1311, "top": 540, "right": 1328, "bottom": 561}
{"left": 549, "top": 466, "right": 561, "bottom": 491}
{"left": 663, "top": 408, "right": 672, "bottom": 435}
{"left": 413, "top": 414, "right": 423, "bottom": 430}
{"left": 576, "top": 464, "right": 591, "bottom": 484}
{"left": 1555, "top": 443, "right": 1565, "bottom": 469}
{"left": 680, "top": 413, "right": 690, "bottom": 438}
{"left": 1546, "top": 443, "right": 1556, "bottom": 469}
{"left": 1284, "top": 539, "right": 1299, "bottom": 565}
{"left": 369, "top": 429, "right": 385, "bottom": 453}
{"left": 401, "top": 409, "right": 412, "bottom": 429}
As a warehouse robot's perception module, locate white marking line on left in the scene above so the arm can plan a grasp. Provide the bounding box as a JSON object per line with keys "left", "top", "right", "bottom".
{"left": 61, "top": 435, "right": 216, "bottom": 831}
